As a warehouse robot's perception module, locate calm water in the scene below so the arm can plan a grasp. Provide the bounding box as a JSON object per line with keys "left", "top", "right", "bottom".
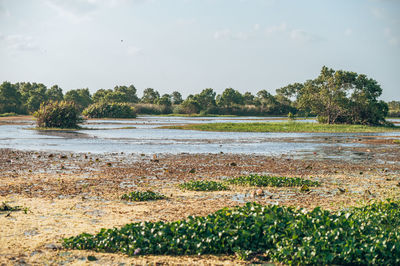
{"left": 0, "top": 116, "right": 399, "bottom": 161}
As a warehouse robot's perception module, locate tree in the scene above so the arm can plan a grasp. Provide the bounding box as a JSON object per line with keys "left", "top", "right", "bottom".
{"left": 0, "top": 81, "right": 22, "bottom": 114}
{"left": 297, "top": 66, "right": 388, "bottom": 125}
{"left": 388, "top": 101, "right": 400, "bottom": 117}
{"left": 171, "top": 91, "right": 183, "bottom": 105}
{"left": 17, "top": 82, "right": 48, "bottom": 113}
{"left": 64, "top": 88, "right": 92, "bottom": 111}
{"left": 46, "top": 85, "right": 64, "bottom": 102}
{"left": 193, "top": 88, "right": 217, "bottom": 111}
{"left": 157, "top": 94, "right": 172, "bottom": 106}
{"left": 243, "top": 92, "right": 256, "bottom": 105}
{"left": 113, "top": 85, "right": 139, "bottom": 103}
{"left": 141, "top": 88, "right": 160, "bottom": 104}
{"left": 93, "top": 89, "right": 113, "bottom": 103}
{"left": 216, "top": 88, "right": 243, "bottom": 107}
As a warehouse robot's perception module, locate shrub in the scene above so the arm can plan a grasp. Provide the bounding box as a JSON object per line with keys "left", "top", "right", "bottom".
{"left": 82, "top": 102, "right": 136, "bottom": 118}
{"left": 63, "top": 200, "right": 400, "bottom": 265}
{"left": 34, "top": 101, "right": 83, "bottom": 128}
{"left": 133, "top": 103, "right": 171, "bottom": 115}
{"left": 227, "top": 174, "right": 319, "bottom": 187}
{"left": 121, "top": 191, "right": 167, "bottom": 201}
{"left": 179, "top": 180, "right": 229, "bottom": 191}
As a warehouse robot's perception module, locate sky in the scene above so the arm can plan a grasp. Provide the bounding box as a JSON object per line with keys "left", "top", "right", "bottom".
{"left": 0, "top": 0, "right": 399, "bottom": 101}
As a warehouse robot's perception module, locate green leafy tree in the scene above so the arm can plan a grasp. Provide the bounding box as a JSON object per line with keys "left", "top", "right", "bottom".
{"left": 171, "top": 91, "right": 183, "bottom": 104}
{"left": 17, "top": 82, "right": 48, "bottom": 113}
{"left": 388, "top": 101, "right": 400, "bottom": 117}
{"left": 193, "top": 88, "right": 216, "bottom": 111}
{"left": 64, "top": 88, "right": 92, "bottom": 112}
{"left": 0, "top": 81, "right": 22, "bottom": 114}
{"left": 157, "top": 94, "right": 172, "bottom": 106}
{"left": 141, "top": 88, "right": 160, "bottom": 104}
{"left": 216, "top": 88, "right": 243, "bottom": 107}
{"left": 178, "top": 98, "right": 201, "bottom": 114}
{"left": 112, "top": 85, "right": 139, "bottom": 103}
{"left": 297, "top": 66, "right": 388, "bottom": 125}
{"left": 243, "top": 92, "right": 256, "bottom": 105}
{"left": 93, "top": 89, "right": 112, "bottom": 103}
{"left": 46, "top": 85, "right": 64, "bottom": 102}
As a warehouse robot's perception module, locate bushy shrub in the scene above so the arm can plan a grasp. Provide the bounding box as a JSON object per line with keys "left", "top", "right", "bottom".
{"left": 82, "top": 102, "right": 136, "bottom": 118}
{"left": 133, "top": 103, "right": 171, "bottom": 115}
{"left": 34, "top": 101, "right": 83, "bottom": 128}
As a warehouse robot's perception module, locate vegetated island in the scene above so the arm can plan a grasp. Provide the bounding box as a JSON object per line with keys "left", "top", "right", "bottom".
{"left": 161, "top": 121, "right": 400, "bottom": 133}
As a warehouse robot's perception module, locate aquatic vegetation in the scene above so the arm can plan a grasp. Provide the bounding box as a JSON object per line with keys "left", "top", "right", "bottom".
{"left": 161, "top": 122, "right": 400, "bottom": 133}
{"left": 227, "top": 174, "right": 319, "bottom": 187}
{"left": 0, "top": 202, "right": 22, "bottom": 212}
{"left": 178, "top": 180, "right": 229, "bottom": 191}
{"left": 121, "top": 191, "right": 167, "bottom": 202}
{"left": 63, "top": 200, "right": 400, "bottom": 265}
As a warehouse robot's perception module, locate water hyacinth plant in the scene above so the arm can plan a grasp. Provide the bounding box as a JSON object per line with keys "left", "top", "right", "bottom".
{"left": 63, "top": 200, "right": 400, "bottom": 265}
{"left": 121, "top": 191, "right": 167, "bottom": 202}
{"left": 227, "top": 174, "right": 319, "bottom": 187}
{"left": 178, "top": 180, "right": 229, "bottom": 191}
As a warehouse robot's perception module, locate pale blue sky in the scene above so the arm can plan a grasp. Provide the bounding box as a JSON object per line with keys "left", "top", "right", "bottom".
{"left": 0, "top": 0, "right": 399, "bottom": 100}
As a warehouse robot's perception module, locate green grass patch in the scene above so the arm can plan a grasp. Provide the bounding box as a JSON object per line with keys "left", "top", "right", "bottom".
{"left": 160, "top": 122, "right": 400, "bottom": 133}
{"left": 121, "top": 191, "right": 167, "bottom": 202}
{"left": 227, "top": 174, "right": 319, "bottom": 187}
{"left": 63, "top": 200, "right": 400, "bottom": 265}
{"left": 0, "top": 112, "right": 18, "bottom": 117}
{"left": 179, "top": 180, "right": 229, "bottom": 191}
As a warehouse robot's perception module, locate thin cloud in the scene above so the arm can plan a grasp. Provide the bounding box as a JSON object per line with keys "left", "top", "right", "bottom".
{"left": 44, "top": 0, "right": 132, "bottom": 23}
{"left": 384, "top": 28, "right": 399, "bottom": 46}
{"left": 0, "top": 34, "right": 40, "bottom": 52}
{"left": 127, "top": 45, "right": 142, "bottom": 56}
{"left": 214, "top": 29, "right": 248, "bottom": 40}
{"left": 0, "top": 0, "right": 10, "bottom": 17}
{"left": 345, "top": 28, "right": 353, "bottom": 36}
{"left": 265, "top": 22, "right": 287, "bottom": 35}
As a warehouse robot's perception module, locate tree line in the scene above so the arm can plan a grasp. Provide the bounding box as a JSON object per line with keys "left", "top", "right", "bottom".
{"left": 0, "top": 66, "right": 398, "bottom": 124}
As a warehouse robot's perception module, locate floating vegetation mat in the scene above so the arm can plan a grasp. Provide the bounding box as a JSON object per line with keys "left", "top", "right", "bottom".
{"left": 227, "top": 174, "right": 319, "bottom": 187}
{"left": 178, "top": 180, "right": 229, "bottom": 191}
{"left": 63, "top": 200, "right": 400, "bottom": 265}
{"left": 121, "top": 191, "right": 167, "bottom": 202}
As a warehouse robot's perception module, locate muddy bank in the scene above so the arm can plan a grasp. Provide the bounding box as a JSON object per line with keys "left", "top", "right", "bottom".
{"left": 1, "top": 148, "right": 400, "bottom": 265}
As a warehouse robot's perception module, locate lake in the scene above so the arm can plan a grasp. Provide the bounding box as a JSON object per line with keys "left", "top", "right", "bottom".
{"left": 1, "top": 116, "right": 399, "bottom": 162}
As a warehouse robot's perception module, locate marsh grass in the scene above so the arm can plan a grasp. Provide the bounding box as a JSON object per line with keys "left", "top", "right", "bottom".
{"left": 160, "top": 122, "right": 400, "bottom": 133}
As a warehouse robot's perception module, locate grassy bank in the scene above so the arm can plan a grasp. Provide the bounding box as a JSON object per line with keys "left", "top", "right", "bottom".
{"left": 160, "top": 122, "right": 400, "bottom": 133}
